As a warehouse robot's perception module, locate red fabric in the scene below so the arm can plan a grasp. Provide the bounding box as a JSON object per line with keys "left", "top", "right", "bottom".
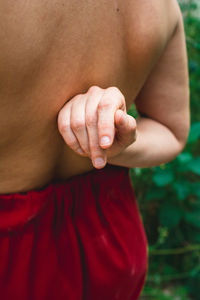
{"left": 0, "top": 165, "right": 148, "bottom": 300}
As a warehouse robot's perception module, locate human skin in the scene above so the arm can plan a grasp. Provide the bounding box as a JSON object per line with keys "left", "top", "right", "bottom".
{"left": 58, "top": 86, "right": 137, "bottom": 169}
{"left": 0, "top": 0, "right": 190, "bottom": 193}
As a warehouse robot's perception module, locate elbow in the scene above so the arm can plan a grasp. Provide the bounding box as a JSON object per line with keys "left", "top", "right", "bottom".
{"left": 167, "top": 117, "right": 190, "bottom": 161}
{"left": 163, "top": 131, "right": 189, "bottom": 165}
{"left": 177, "top": 139, "right": 187, "bottom": 156}
{"left": 172, "top": 106, "right": 191, "bottom": 155}
{"left": 175, "top": 123, "right": 190, "bottom": 154}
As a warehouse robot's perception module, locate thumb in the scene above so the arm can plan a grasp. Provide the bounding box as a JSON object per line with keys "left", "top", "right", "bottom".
{"left": 115, "top": 110, "right": 137, "bottom": 145}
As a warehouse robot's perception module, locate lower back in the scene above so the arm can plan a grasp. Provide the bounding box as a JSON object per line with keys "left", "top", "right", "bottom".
{"left": 0, "top": 0, "right": 170, "bottom": 193}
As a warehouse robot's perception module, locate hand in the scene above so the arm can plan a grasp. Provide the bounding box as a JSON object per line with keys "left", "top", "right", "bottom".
{"left": 58, "top": 86, "right": 137, "bottom": 169}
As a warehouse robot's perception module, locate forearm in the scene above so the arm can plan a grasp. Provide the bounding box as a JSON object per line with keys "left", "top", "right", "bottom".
{"left": 108, "top": 116, "right": 186, "bottom": 168}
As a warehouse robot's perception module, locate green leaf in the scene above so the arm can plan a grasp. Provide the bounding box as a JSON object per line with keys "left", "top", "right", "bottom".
{"left": 153, "top": 170, "right": 174, "bottom": 187}
{"left": 187, "top": 157, "right": 200, "bottom": 175}
{"left": 190, "top": 182, "right": 200, "bottom": 199}
{"left": 177, "top": 152, "right": 193, "bottom": 164}
{"left": 159, "top": 202, "right": 182, "bottom": 229}
{"left": 184, "top": 210, "right": 200, "bottom": 229}
{"left": 187, "top": 228, "right": 200, "bottom": 243}
{"left": 146, "top": 189, "right": 166, "bottom": 201}
{"left": 173, "top": 182, "right": 191, "bottom": 201}
{"left": 127, "top": 103, "right": 138, "bottom": 118}
{"left": 188, "top": 122, "right": 200, "bottom": 143}
{"left": 189, "top": 60, "right": 199, "bottom": 72}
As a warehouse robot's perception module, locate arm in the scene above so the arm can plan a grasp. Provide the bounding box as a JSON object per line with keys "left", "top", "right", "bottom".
{"left": 108, "top": 8, "right": 190, "bottom": 168}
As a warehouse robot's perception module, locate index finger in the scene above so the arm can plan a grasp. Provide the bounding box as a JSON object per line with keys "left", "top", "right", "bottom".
{"left": 97, "top": 87, "right": 126, "bottom": 149}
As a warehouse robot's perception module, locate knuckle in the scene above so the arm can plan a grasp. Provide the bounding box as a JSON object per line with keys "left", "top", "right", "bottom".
{"left": 72, "top": 94, "right": 84, "bottom": 102}
{"left": 106, "top": 87, "right": 125, "bottom": 106}
{"left": 58, "top": 121, "right": 70, "bottom": 134}
{"left": 107, "top": 86, "right": 124, "bottom": 98}
{"left": 71, "top": 119, "right": 85, "bottom": 131}
{"left": 89, "top": 143, "right": 98, "bottom": 152}
{"left": 107, "top": 86, "right": 120, "bottom": 94}
{"left": 86, "top": 114, "right": 97, "bottom": 127}
{"left": 90, "top": 145, "right": 102, "bottom": 156}
{"left": 98, "top": 98, "right": 111, "bottom": 110}
{"left": 88, "top": 85, "right": 101, "bottom": 94}
{"left": 99, "top": 122, "right": 112, "bottom": 131}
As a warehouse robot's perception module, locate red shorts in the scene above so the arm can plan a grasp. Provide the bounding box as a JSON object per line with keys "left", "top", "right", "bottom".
{"left": 0, "top": 165, "right": 148, "bottom": 300}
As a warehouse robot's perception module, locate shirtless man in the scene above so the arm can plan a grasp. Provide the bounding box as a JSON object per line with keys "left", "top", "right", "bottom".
{"left": 0, "top": 0, "right": 189, "bottom": 300}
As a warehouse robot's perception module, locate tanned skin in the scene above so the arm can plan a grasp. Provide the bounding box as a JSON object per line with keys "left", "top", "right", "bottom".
{"left": 0, "top": 0, "right": 190, "bottom": 194}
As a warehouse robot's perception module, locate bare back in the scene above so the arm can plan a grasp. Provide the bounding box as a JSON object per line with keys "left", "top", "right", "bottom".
{"left": 0, "top": 0, "right": 179, "bottom": 193}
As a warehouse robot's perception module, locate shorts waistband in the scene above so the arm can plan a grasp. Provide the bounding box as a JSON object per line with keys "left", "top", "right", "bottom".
{"left": 0, "top": 165, "right": 130, "bottom": 231}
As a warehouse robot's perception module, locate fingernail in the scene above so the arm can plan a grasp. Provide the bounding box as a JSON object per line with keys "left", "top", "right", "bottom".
{"left": 94, "top": 157, "right": 105, "bottom": 168}
{"left": 100, "top": 136, "right": 111, "bottom": 146}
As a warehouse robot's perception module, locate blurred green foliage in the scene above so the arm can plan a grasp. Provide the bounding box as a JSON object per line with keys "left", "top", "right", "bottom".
{"left": 128, "top": 1, "right": 200, "bottom": 299}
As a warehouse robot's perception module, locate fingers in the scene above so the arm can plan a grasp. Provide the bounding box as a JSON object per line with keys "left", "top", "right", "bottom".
{"left": 70, "top": 95, "right": 90, "bottom": 154}
{"left": 85, "top": 86, "right": 107, "bottom": 168}
{"left": 85, "top": 86, "right": 107, "bottom": 169}
{"left": 58, "top": 88, "right": 107, "bottom": 168}
{"left": 57, "top": 86, "right": 133, "bottom": 169}
{"left": 58, "top": 100, "right": 86, "bottom": 156}
{"left": 97, "top": 87, "right": 126, "bottom": 149}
